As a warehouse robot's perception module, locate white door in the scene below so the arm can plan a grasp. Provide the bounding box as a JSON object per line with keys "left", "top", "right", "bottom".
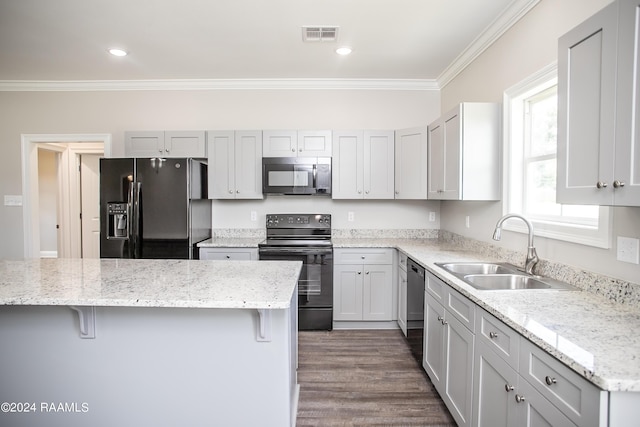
{"left": 80, "top": 154, "right": 101, "bottom": 258}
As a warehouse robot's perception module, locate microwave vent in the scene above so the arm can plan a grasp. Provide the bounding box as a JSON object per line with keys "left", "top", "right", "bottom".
{"left": 302, "top": 26, "right": 339, "bottom": 42}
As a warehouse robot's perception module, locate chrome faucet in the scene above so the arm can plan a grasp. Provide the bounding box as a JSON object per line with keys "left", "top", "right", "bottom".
{"left": 492, "top": 213, "right": 539, "bottom": 275}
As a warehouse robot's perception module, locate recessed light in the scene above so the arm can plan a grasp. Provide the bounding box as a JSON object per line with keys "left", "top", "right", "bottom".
{"left": 336, "top": 47, "right": 352, "bottom": 56}
{"left": 108, "top": 48, "right": 128, "bottom": 57}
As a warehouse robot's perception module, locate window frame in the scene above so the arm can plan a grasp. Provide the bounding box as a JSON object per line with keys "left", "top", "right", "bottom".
{"left": 503, "top": 63, "right": 611, "bottom": 249}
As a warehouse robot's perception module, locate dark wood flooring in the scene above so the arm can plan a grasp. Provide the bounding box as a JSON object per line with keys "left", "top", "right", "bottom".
{"left": 296, "top": 329, "right": 456, "bottom": 426}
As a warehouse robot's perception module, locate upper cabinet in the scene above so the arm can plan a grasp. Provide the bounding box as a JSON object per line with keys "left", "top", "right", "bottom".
{"left": 262, "top": 130, "right": 332, "bottom": 157}
{"left": 395, "top": 126, "right": 428, "bottom": 199}
{"left": 427, "top": 103, "right": 500, "bottom": 200}
{"left": 332, "top": 130, "right": 395, "bottom": 199}
{"left": 207, "top": 130, "right": 263, "bottom": 199}
{"left": 557, "top": 0, "right": 640, "bottom": 206}
{"left": 124, "top": 131, "right": 206, "bottom": 158}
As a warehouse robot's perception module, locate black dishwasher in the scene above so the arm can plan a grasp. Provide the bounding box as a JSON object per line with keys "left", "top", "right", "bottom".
{"left": 406, "top": 258, "right": 425, "bottom": 365}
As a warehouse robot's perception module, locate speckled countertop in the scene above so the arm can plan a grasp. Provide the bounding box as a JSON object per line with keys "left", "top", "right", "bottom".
{"left": 0, "top": 258, "right": 302, "bottom": 310}
{"left": 198, "top": 237, "right": 264, "bottom": 247}
{"left": 333, "top": 237, "right": 640, "bottom": 393}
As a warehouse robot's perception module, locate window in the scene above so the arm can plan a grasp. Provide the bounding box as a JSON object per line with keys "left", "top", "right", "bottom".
{"left": 504, "top": 64, "right": 610, "bottom": 248}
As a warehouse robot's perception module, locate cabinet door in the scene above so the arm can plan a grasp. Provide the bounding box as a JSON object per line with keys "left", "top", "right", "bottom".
{"left": 427, "top": 119, "right": 445, "bottom": 199}
{"left": 298, "top": 130, "right": 332, "bottom": 157}
{"left": 364, "top": 130, "right": 395, "bottom": 199}
{"left": 443, "top": 314, "right": 474, "bottom": 427}
{"left": 262, "top": 130, "right": 298, "bottom": 157}
{"left": 333, "top": 264, "right": 364, "bottom": 320}
{"left": 395, "top": 126, "right": 428, "bottom": 199}
{"left": 441, "top": 109, "right": 462, "bottom": 200}
{"left": 473, "top": 341, "right": 519, "bottom": 427}
{"left": 362, "top": 264, "right": 393, "bottom": 321}
{"left": 208, "top": 131, "right": 235, "bottom": 199}
{"left": 332, "top": 131, "right": 364, "bottom": 199}
{"left": 234, "top": 131, "right": 263, "bottom": 199}
{"left": 424, "top": 292, "right": 446, "bottom": 391}
{"left": 164, "top": 131, "right": 206, "bottom": 157}
{"left": 397, "top": 266, "right": 407, "bottom": 335}
{"left": 614, "top": 0, "right": 640, "bottom": 206}
{"left": 125, "top": 131, "right": 165, "bottom": 157}
{"left": 557, "top": 2, "right": 617, "bottom": 205}
{"left": 515, "top": 379, "right": 576, "bottom": 427}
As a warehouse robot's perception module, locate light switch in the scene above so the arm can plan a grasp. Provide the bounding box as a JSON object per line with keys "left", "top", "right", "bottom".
{"left": 4, "top": 195, "right": 23, "bottom": 206}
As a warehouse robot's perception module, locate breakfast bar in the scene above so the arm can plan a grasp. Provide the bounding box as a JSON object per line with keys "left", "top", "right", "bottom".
{"left": 0, "top": 258, "right": 302, "bottom": 427}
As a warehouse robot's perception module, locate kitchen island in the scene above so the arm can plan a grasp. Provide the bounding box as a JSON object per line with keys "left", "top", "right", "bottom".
{"left": 0, "top": 258, "right": 302, "bottom": 427}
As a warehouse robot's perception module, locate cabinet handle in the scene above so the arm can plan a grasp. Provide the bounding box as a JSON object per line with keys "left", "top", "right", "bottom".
{"left": 504, "top": 384, "right": 514, "bottom": 392}
{"left": 395, "top": 191, "right": 399, "bottom": 194}
{"left": 228, "top": 190, "right": 233, "bottom": 194}
{"left": 226, "top": 255, "right": 230, "bottom": 259}
{"left": 365, "top": 190, "right": 370, "bottom": 194}
{"left": 613, "top": 180, "right": 626, "bottom": 188}
{"left": 291, "top": 148, "right": 296, "bottom": 152}
{"left": 165, "top": 148, "right": 170, "bottom": 153}
{"left": 358, "top": 271, "right": 362, "bottom": 275}
{"left": 437, "top": 315, "right": 443, "bottom": 322}
{"left": 441, "top": 319, "right": 447, "bottom": 326}
{"left": 489, "top": 331, "right": 499, "bottom": 339}
{"left": 236, "top": 190, "right": 240, "bottom": 193}
{"left": 366, "top": 271, "right": 370, "bottom": 275}
{"left": 545, "top": 376, "right": 557, "bottom": 386}
{"left": 299, "top": 148, "right": 302, "bottom": 152}
{"left": 596, "top": 181, "right": 608, "bottom": 189}
{"left": 515, "top": 394, "right": 526, "bottom": 403}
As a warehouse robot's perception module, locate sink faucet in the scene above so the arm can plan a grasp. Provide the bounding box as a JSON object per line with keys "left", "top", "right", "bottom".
{"left": 492, "top": 213, "right": 539, "bottom": 275}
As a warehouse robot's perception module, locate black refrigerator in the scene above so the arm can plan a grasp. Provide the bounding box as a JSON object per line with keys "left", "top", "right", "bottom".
{"left": 99, "top": 158, "right": 211, "bottom": 259}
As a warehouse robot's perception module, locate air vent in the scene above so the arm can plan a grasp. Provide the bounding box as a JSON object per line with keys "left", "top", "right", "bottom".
{"left": 302, "top": 26, "right": 339, "bottom": 42}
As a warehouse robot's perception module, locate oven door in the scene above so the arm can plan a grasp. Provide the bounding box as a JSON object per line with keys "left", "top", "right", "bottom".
{"left": 258, "top": 246, "right": 333, "bottom": 330}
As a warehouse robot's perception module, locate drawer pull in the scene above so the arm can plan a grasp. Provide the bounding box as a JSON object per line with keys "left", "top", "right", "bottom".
{"left": 515, "top": 394, "right": 526, "bottom": 403}
{"left": 545, "top": 376, "right": 557, "bottom": 386}
{"left": 489, "top": 331, "right": 499, "bottom": 339}
{"left": 504, "top": 384, "right": 514, "bottom": 392}
{"left": 437, "top": 316, "right": 443, "bottom": 322}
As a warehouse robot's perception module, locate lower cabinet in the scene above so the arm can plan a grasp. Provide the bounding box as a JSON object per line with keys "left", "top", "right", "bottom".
{"left": 199, "top": 247, "right": 258, "bottom": 260}
{"left": 333, "top": 248, "right": 394, "bottom": 321}
{"left": 472, "top": 307, "right": 603, "bottom": 427}
{"left": 397, "top": 252, "right": 408, "bottom": 335}
{"left": 424, "top": 272, "right": 475, "bottom": 427}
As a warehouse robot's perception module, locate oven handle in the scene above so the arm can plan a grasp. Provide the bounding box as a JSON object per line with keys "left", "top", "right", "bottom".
{"left": 259, "top": 247, "right": 333, "bottom": 255}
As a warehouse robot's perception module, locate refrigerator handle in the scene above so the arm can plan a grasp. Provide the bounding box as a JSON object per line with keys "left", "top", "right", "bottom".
{"left": 128, "top": 181, "right": 141, "bottom": 259}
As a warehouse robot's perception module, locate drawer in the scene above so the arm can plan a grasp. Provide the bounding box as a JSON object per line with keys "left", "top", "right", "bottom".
{"left": 476, "top": 308, "right": 519, "bottom": 368}
{"left": 519, "top": 339, "right": 601, "bottom": 427}
{"left": 334, "top": 248, "right": 393, "bottom": 265}
{"left": 398, "top": 252, "right": 408, "bottom": 272}
{"left": 199, "top": 248, "right": 256, "bottom": 261}
{"left": 445, "top": 287, "right": 475, "bottom": 332}
{"left": 425, "top": 271, "right": 446, "bottom": 304}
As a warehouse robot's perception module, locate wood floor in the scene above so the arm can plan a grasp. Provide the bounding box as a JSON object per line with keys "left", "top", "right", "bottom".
{"left": 296, "top": 329, "right": 456, "bottom": 426}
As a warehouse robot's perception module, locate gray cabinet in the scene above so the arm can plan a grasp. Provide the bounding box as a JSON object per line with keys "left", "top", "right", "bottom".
{"left": 207, "top": 130, "right": 262, "bottom": 199}
{"left": 333, "top": 248, "right": 394, "bottom": 321}
{"left": 199, "top": 247, "right": 258, "bottom": 260}
{"left": 427, "top": 103, "right": 500, "bottom": 200}
{"left": 125, "top": 131, "right": 206, "bottom": 158}
{"left": 332, "top": 130, "right": 395, "bottom": 199}
{"left": 558, "top": 0, "right": 640, "bottom": 206}
{"left": 395, "top": 126, "right": 428, "bottom": 199}
{"left": 397, "top": 252, "right": 408, "bottom": 335}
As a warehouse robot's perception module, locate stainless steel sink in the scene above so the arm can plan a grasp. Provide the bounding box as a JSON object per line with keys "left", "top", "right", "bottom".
{"left": 435, "top": 262, "right": 577, "bottom": 291}
{"left": 463, "top": 274, "right": 554, "bottom": 290}
{"left": 438, "top": 262, "right": 516, "bottom": 275}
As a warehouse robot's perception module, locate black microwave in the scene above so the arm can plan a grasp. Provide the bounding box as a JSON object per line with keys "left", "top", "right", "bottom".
{"left": 262, "top": 157, "right": 331, "bottom": 195}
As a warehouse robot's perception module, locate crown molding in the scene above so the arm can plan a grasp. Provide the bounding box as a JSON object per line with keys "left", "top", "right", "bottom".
{"left": 0, "top": 78, "right": 439, "bottom": 92}
{"left": 437, "top": 0, "right": 541, "bottom": 89}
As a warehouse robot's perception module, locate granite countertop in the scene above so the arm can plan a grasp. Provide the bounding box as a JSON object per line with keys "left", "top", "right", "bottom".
{"left": 334, "top": 237, "right": 640, "bottom": 393}
{"left": 198, "top": 237, "right": 265, "bottom": 247}
{"left": 0, "top": 258, "right": 302, "bottom": 310}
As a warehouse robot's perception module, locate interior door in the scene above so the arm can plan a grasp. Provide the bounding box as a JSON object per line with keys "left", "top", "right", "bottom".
{"left": 80, "top": 154, "right": 102, "bottom": 258}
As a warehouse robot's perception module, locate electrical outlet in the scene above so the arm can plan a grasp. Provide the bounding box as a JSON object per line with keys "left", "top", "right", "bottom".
{"left": 348, "top": 211, "right": 355, "bottom": 222}
{"left": 617, "top": 236, "right": 640, "bottom": 264}
{"left": 465, "top": 216, "right": 470, "bottom": 228}
{"left": 429, "top": 212, "right": 436, "bottom": 222}
{"left": 250, "top": 211, "right": 257, "bottom": 222}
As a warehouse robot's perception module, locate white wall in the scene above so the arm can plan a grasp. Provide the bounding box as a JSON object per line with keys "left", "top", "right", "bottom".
{"left": 440, "top": 0, "right": 640, "bottom": 284}
{"left": 0, "top": 89, "right": 440, "bottom": 259}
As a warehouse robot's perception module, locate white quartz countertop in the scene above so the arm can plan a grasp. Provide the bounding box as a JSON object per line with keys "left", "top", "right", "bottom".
{"left": 0, "top": 258, "right": 302, "bottom": 310}
{"left": 334, "top": 237, "right": 640, "bottom": 392}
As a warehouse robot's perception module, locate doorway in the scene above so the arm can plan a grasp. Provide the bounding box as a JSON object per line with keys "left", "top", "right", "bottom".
{"left": 22, "top": 134, "right": 112, "bottom": 258}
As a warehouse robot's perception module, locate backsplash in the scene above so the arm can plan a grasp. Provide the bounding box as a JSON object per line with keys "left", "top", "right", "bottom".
{"left": 332, "top": 228, "right": 439, "bottom": 239}
{"left": 440, "top": 230, "right": 640, "bottom": 309}
{"left": 212, "top": 229, "right": 265, "bottom": 239}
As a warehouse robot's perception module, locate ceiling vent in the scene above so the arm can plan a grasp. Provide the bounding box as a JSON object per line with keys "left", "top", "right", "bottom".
{"left": 302, "top": 26, "right": 339, "bottom": 42}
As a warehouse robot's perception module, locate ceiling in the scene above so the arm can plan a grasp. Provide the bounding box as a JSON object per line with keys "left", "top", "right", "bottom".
{"left": 0, "top": 0, "right": 536, "bottom": 87}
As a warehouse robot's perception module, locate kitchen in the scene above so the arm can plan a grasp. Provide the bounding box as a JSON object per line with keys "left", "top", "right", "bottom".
{"left": 1, "top": 0, "right": 640, "bottom": 426}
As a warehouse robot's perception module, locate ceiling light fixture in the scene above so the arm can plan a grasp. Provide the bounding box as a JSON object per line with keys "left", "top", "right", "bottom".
{"left": 336, "top": 47, "right": 352, "bottom": 56}
{"left": 108, "top": 48, "right": 128, "bottom": 57}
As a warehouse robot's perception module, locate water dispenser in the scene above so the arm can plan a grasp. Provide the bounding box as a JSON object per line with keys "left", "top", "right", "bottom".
{"left": 107, "top": 202, "right": 129, "bottom": 240}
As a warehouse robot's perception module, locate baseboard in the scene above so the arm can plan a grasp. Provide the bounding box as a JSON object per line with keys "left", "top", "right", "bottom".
{"left": 332, "top": 321, "right": 399, "bottom": 330}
